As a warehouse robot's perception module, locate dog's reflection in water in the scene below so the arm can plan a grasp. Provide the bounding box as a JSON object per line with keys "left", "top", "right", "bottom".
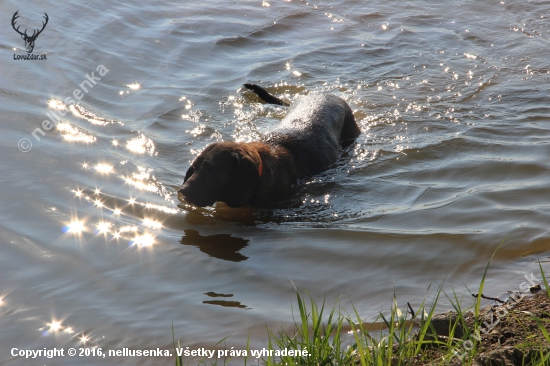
{"left": 179, "top": 229, "right": 249, "bottom": 262}
{"left": 202, "top": 292, "right": 248, "bottom": 309}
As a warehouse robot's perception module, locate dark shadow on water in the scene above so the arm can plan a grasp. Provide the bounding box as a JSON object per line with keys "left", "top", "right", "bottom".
{"left": 180, "top": 229, "right": 249, "bottom": 262}
{"left": 202, "top": 291, "right": 249, "bottom": 309}
{"left": 202, "top": 300, "right": 249, "bottom": 309}
{"left": 204, "top": 292, "right": 233, "bottom": 298}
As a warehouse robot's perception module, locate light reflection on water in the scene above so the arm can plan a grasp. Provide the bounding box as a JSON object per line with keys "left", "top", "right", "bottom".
{"left": 63, "top": 186, "right": 177, "bottom": 246}
{"left": 2, "top": 0, "right": 550, "bottom": 364}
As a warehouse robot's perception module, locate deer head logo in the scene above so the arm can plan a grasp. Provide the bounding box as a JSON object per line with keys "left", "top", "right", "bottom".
{"left": 11, "top": 11, "right": 49, "bottom": 53}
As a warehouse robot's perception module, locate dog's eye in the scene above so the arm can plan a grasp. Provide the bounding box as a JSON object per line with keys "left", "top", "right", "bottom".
{"left": 202, "top": 162, "right": 214, "bottom": 172}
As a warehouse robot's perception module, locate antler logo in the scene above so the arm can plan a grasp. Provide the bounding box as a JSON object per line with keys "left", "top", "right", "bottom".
{"left": 11, "top": 11, "right": 49, "bottom": 53}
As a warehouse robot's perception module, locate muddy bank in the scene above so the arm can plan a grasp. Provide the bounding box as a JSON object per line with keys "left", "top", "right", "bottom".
{"left": 419, "top": 291, "right": 550, "bottom": 365}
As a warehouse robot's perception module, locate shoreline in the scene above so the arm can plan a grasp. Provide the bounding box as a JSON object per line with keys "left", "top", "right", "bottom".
{"left": 175, "top": 284, "right": 550, "bottom": 365}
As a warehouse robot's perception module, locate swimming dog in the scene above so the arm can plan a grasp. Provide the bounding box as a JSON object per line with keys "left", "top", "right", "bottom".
{"left": 179, "top": 84, "right": 360, "bottom": 207}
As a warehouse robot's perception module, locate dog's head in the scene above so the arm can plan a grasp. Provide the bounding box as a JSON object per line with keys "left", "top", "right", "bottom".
{"left": 179, "top": 142, "right": 262, "bottom": 208}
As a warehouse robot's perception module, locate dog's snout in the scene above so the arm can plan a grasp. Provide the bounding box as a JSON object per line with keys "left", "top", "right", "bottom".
{"left": 178, "top": 182, "right": 214, "bottom": 207}
{"left": 178, "top": 186, "right": 188, "bottom": 197}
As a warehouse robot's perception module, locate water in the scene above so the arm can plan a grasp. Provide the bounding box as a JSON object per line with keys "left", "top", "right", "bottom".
{"left": 1, "top": 0, "right": 550, "bottom": 364}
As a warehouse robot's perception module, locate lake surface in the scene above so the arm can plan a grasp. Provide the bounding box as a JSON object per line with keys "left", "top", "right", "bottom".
{"left": 1, "top": 0, "right": 550, "bottom": 364}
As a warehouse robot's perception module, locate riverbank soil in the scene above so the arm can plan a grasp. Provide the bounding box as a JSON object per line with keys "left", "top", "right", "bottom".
{"left": 423, "top": 291, "right": 550, "bottom": 365}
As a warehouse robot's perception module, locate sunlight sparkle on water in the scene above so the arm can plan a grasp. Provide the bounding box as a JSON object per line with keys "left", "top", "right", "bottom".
{"left": 143, "top": 219, "right": 162, "bottom": 230}
{"left": 126, "top": 134, "right": 155, "bottom": 155}
{"left": 94, "top": 200, "right": 104, "bottom": 208}
{"left": 64, "top": 327, "right": 74, "bottom": 334}
{"left": 48, "top": 99, "right": 66, "bottom": 112}
{"left": 94, "top": 163, "right": 113, "bottom": 174}
{"left": 119, "top": 226, "right": 138, "bottom": 233}
{"left": 48, "top": 321, "right": 62, "bottom": 332}
{"left": 144, "top": 202, "right": 178, "bottom": 214}
{"left": 133, "top": 233, "right": 155, "bottom": 247}
{"left": 68, "top": 220, "right": 85, "bottom": 233}
{"left": 122, "top": 175, "right": 157, "bottom": 192}
{"left": 57, "top": 123, "right": 96, "bottom": 143}
{"left": 127, "top": 83, "right": 141, "bottom": 90}
{"left": 97, "top": 222, "right": 112, "bottom": 233}
{"left": 113, "top": 209, "right": 121, "bottom": 215}
{"left": 69, "top": 104, "right": 116, "bottom": 126}
{"left": 112, "top": 139, "right": 119, "bottom": 146}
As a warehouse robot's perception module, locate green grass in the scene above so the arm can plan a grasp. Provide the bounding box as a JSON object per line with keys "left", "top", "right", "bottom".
{"left": 262, "top": 287, "right": 456, "bottom": 366}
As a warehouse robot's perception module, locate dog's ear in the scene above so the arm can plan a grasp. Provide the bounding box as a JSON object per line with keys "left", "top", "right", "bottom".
{"left": 221, "top": 150, "right": 261, "bottom": 208}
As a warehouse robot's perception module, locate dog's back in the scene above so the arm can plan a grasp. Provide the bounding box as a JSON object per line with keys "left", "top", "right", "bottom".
{"left": 264, "top": 93, "right": 359, "bottom": 177}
